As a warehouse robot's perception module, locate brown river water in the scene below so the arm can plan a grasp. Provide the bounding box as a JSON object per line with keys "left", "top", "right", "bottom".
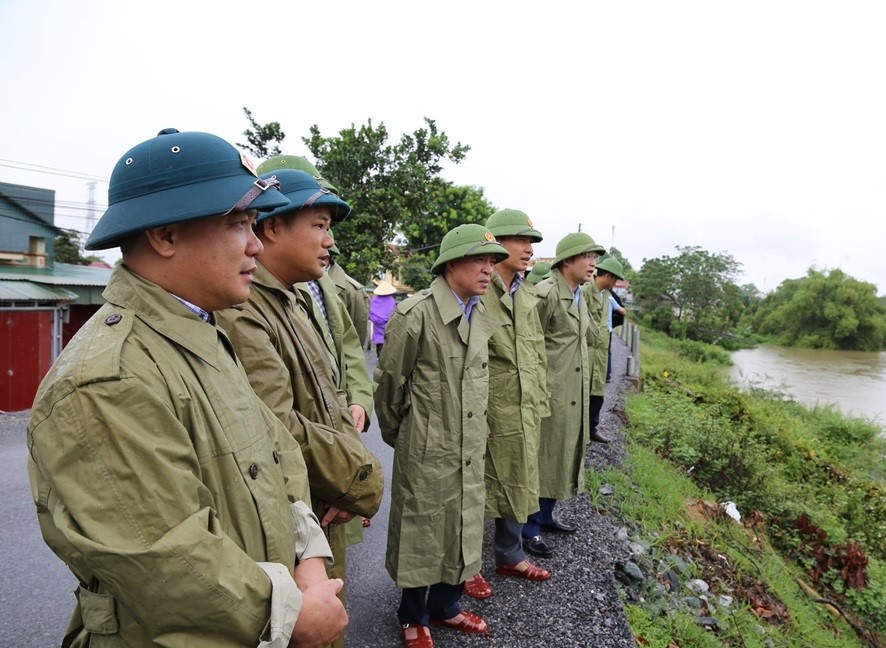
{"left": 730, "top": 345, "right": 886, "bottom": 432}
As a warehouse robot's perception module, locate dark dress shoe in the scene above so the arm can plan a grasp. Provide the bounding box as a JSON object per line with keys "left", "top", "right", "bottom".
{"left": 589, "top": 430, "right": 610, "bottom": 443}
{"left": 523, "top": 535, "right": 553, "bottom": 558}
{"left": 541, "top": 518, "right": 578, "bottom": 534}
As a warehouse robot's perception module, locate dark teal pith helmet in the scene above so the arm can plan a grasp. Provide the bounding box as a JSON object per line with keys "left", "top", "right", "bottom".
{"left": 595, "top": 256, "right": 625, "bottom": 280}
{"left": 256, "top": 169, "right": 351, "bottom": 224}
{"left": 485, "top": 208, "right": 543, "bottom": 242}
{"left": 527, "top": 261, "right": 552, "bottom": 285}
{"left": 256, "top": 154, "right": 339, "bottom": 194}
{"left": 553, "top": 232, "right": 606, "bottom": 267}
{"left": 86, "top": 129, "right": 289, "bottom": 250}
{"left": 430, "top": 224, "right": 509, "bottom": 275}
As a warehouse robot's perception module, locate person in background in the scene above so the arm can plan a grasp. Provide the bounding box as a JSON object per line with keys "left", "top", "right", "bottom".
{"left": 215, "top": 168, "right": 385, "bottom": 648}
{"left": 27, "top": 129, "right": 346, "bottom": 647}
{"left": 584, "top": 256, "right": 626, "bottom": 443}
{"left": 464, "top": 209, "right": 551, "bottom": 603}
{"left": 256, "top": 156, "right": 374, "bottom": 435}
{"left": 606, "top": 289, "right": 627, "bottom": 382}
{"left": 375, "top": 224, "right": 508, "bottom": 648}
{"left": 327, "top": 232, "right": 370, "bottom": 348}
{"left": 369, "top": 279, "right": 398, "bottom": 357}
{"left": 526, "top": 260, "right": 552, "bottom": 285}
{"left": 523, "top": 232, "right": 605, "bottom": 558}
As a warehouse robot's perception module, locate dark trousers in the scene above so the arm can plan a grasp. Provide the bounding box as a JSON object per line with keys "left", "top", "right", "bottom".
{"left": 522, "top": 498, "right": 556, "bottom": 539}
{"left": 376, "top": 343, "right": 383, "bottom": 357}
{"left": 606, "top": 332, "right": 613, "bottom": 381}
{"left": 590, "top": 394, "right": 605, "bottom": 434}
{"left": 398, "top": 582, "right": 464, "bottom": 625}
{"left": 493, "top": 517, "right": 525, "bottom": 566}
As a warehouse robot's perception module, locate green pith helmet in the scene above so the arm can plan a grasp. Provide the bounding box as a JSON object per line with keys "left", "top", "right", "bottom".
{"left": 527, "top": 261, "right": 553, "bottom": 285}
{"left": 256, "top": 154, "right": 339, "bottom": 194}
{"left": 328, "top": 229, "right": 341, "bottom": 256}
{"left": 430, "top": 224, "right": 510, "bottom": 275}
{"left": 86, "top": 129, "right": 289, "bottom": 250}
{"left": 595, "top": 256, "right": 625, "bottom": 280}
{"left": 256, "top": 169, "right": 350, "bottom": 224}
{"left": 485, "top": 208, "right": 543, "bottom": 242}
{"left": 553, "top": 232, "right": 606, "bottom": 267}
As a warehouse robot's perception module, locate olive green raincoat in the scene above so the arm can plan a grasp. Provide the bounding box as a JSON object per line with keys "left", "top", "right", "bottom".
{"left": 216, "top": 263, "right": 384, "bottom": 593}
{"left": 328, "top": 261, "right": 370, "bottom": 347}
{"left": 375, "top": 276, "right": 500, "bottom": 588}
{"left": 27, "top": 266, "right": 330, "bottom": 648}
{"left": 534, "top": 269, "right": 591, "bottom": 501}
{"left": 298, "top": 273, "right": 374, "bottom": 422}
{"left": 481, "top": 274, "right": 550, "bottom": 521}
{"left": 583, "top": 283, "right": 611, "bottom": 397}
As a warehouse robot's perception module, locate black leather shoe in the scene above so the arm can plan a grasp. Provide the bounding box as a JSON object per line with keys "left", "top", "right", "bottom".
{"left": 523, "top": 535, "right": 553, "bottom": 558}
{"left": 589, "top": 431, "right": 610, "bottom": 444}
{"left": 541, "top": 518, "right": 578, "bottom": 534}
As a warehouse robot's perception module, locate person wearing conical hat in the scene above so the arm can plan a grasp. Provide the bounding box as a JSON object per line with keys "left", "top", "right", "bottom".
{"left": 28, "top": 129, "right": 348, "bottom": 646}
{"left": 463, "top": 209, "right": 551, "bottom": 603}
{"left": 522, "top": 232, "right": 606, "bottom": 558}
{"left": 583, "top": 256, "right": 626, "bottom": 443}
{"left": 369, "top": 279, "right": 398, "bottom": 356}
{"left": 375, "top": 224, "right": 508, "bottom": 647}
{"left": 215, "top": 168, "right": 385, "bottom": 648}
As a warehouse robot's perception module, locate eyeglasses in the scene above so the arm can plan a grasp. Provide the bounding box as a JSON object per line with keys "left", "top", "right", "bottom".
{"left": 581, "top": 252, "right": 600, "bottom": 260}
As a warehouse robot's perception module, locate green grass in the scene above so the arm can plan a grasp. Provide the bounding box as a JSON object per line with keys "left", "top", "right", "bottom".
{"left": 593, "top": 325, "right": 886, "bottom": 645}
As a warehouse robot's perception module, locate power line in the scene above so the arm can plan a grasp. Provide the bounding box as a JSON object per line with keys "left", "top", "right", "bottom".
{"left": 0, "top": 159, "right": 108, "bottom": 182}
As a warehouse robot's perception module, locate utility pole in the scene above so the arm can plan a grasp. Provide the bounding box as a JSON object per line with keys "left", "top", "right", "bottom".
{"left": 85, "top": 181, "right": 97, "bottom": 233}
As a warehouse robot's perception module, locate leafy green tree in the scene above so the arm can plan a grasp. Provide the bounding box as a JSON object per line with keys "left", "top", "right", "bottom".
{"left": 54, "top": 229, "right": 100, "bottom": 265}
{"left": 753, "top": 268, "right": 886, "bottom": 350}
{"left": 302, "top": 118, "right": 470, "bottom": 284}
{"left": 605, "top": 246, "right": 633, "bottom": 273}
{"left": 237, "top": 107, "right": 285, "bottom": 159}
{"left": 632, "top": 245, "right": 742, "bottom": 338}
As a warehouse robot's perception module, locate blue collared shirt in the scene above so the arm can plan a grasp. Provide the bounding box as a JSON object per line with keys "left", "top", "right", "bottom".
{"left": 450, "top": 289, "right": 480, "bottom": 322}
{"left": 305, "top": 280, "right": 330, "bottom": 332}
{"left": 172, "top": 294, "right": 213, "bottom": 324}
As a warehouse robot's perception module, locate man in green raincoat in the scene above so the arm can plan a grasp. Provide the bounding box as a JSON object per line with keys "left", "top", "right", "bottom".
{"left": 584, "top": 256, "right": 626, "bottom": 443}
{"left": 523, "top": 232, "right": 606, "bottom": 557}
{"left": 327, "top": 234, "right": 370, "bottom": 348}
{"left": 375, "top": 224, "right": 508, "bottom": 648}
{"left": 465, "top": 209, "right": 551, "bottom": 602}
{"left": 215, "top": 168, "right": 384, "bottom": 648}
{"left": 27, "top": 129, "right": 347, "bottom": 647}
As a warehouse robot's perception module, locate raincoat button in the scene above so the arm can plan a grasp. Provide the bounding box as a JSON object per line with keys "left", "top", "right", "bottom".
{"left": 482, "top": 362, "right": 487, "bottom": 368}
{"left": 467, "top": 412, "right": 473, "bottom": 419}
{"left": 104, "top": 314, "right": 122, "bottom": 325}
{"left": 358, "top": 469, "right": 368, "bottom": 481}
{"left": 249, "top": 464, "right": 259, "bottom": 479}
{"left": 575, "top": 367, "right": 580, "bottom": 372}
{"left": 466, "top": 459, "right": 472, "bottom": 466}
{"left": 272, "top": 450, "right": 280, "bottom": 464}
{"left": 571, "top": 401, "right": 576, "bottom": 406}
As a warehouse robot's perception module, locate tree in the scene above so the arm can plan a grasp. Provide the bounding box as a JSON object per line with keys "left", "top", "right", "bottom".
{"left": 237, "top": 107, "right": 285, "bottom": 159}
{"left": 753, "top": 268, "right": 886, "bottom": 350}
{"left": 302, "top": 118, "right": 470, "bottom": 284}
{"left": 605, "top": 246, "right": 633, "bottom": 274}
{"left": 632, "top": 245, "right": 742, "bottom": 338}
{"left": 54, "top": 229, "right": 100, "bottom": 265}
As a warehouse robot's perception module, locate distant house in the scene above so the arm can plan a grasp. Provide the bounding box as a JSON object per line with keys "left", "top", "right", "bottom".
{"left": 0, "top": 181, "right": 111, "bottom": 412}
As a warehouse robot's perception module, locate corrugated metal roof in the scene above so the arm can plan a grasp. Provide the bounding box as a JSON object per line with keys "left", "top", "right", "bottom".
{"left": 0, "top": 262, "right": 112, "bottom": 286}
{"left": 0, "top": 280, "right": 79, "bottom": 302}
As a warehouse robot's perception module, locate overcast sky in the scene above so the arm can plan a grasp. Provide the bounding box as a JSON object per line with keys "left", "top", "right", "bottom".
{"left": 2, "top": 1, "right": 884, "bottom": 295}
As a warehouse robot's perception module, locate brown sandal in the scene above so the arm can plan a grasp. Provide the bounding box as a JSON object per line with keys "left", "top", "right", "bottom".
{"left": 463, "top": 572, "right": 492, "bottom": 599}
{"left": 495, "top": 560, "right": 551, "bottom": 581}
